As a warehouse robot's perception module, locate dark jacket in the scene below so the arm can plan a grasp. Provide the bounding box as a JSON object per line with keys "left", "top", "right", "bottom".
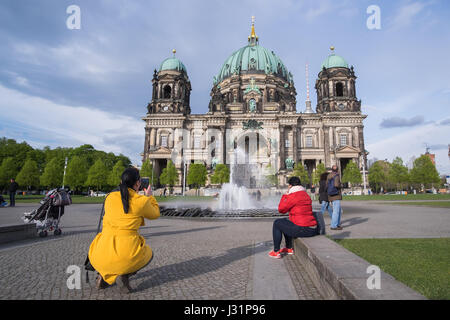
{"left": 318, "top": 180, "right": 329, "bottom": 203}
{"left": 326, "top": 172, "right": 342, "bottom": 201}
{"left": 9, "top": 181, "right": 19, "bottom": 193}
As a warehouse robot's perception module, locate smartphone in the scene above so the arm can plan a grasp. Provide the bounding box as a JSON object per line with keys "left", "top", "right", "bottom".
{"left": 140, "top": 178, "right": 150, "bottom": 191}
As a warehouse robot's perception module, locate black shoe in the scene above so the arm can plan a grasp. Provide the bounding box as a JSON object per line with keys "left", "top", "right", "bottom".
{"left": 117, "top": 274, "right": 132, "bottom": 294}
{"left": 330, "top": 226, "right": 343, "bottom": 230}
{"left": 96, "top": 275, "right": 109, "bottom": 290}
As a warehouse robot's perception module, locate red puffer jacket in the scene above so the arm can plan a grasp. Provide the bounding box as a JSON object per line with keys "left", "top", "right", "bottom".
{"left": 278, "top": 190, "right": 317, "bottom": 227}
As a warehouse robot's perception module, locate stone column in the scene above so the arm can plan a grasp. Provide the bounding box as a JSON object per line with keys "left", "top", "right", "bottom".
{"left": 280, "top": 126, "right": 285, "bottom": 169}
{"left": 220, "top": 127, "right": 226, "bottom": 165}
{"left": 292, "top": 125, "right": 298, "bottom": 165}
{"left": 150, "top": 128, "right": 156, "bottom": 146}
{"left": 323, "top": 126, "right": 330, "bottom": 168}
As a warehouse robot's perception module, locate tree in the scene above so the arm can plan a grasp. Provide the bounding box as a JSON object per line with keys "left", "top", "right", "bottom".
{"left": 140, "top": 159, "right": 155, "bottom": 185}
{"left": 40, "top": 158, "right": 64, "bottom": 189}
{"left": 389, "top": 157, "right": 410, "bottom": 191}
{"left": 210, "top": 164, "right": 230, "bottom": 184}
{"left": 264, "top": 163, "right": 278, "bottom": 187}
{"left": 108, "top": 160, "right": 126, "bottom": 187}
{"left": 410, "top": 155, "right": 441, "bottom": 191}
{"left": 0, "top": 138, "right": 33, "bottom": 171}
{"left": 16, "top": 159, "right": 40, "bottom": 191}
{"left": 85, "top": 159, "right": 108, "bottom": 191}
{"left": 0, "top": 157, "right": 19, "bottom": 189}
{"left": 187, "top": 163, "right": 207, "bottom": 195}
{"left": 312, "top": 163, "right": 327, "bottom": 186}
{"left": 341, "top": 160, "right": 362, "bottom": 190}
{"left": 291, "top": 163, "right": 309, "bottom": 186}
{"left": 65, "top": 156, "right": 89, "bottom": 193}
{"left": 368, "top": 160, "right": 390, "bottom": 193}
{"left": 159, "top": 160, "right": 179, "bottom": 193}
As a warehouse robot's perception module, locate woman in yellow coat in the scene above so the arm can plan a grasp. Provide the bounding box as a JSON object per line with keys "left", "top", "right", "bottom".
{"left": 88, "top": 167, "right": 160, "bottom": 293}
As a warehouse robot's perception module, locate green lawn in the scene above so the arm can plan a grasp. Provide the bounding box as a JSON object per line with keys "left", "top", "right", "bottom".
{"left": 334, "top": 238, "right": 450, "bottom": 300}
{"left": 343, "top": 194, "right": 450, "bottom": 201}
{"left": 7, "top": 194, "right": 214, "bottom": 204}
{"left": 387, "top": 201, "right": 450, "bottom": 208}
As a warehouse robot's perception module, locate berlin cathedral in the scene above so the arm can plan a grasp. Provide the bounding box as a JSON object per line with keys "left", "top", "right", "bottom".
{"left": 142, "top": 19, "right": 367, "bottom": 189}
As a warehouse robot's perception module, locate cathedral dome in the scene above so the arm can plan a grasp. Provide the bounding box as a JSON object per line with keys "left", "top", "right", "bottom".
{"left": 159, "top": 50, "right": 187, "bottom": 73}
{"left": 321, "top": 47, "right": 348, "bottom": 69}
{"left": 214, "top": 20, "right": 293, "bottom": 85}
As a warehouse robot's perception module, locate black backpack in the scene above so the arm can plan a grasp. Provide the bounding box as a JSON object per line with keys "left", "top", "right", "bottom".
{"left": 327, "top": 175, "right": 339, "bottom": 196}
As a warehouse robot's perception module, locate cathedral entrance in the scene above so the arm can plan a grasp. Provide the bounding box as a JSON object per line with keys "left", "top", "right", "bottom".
{"left": 231, "top": 132, "right": 269, "bottom": 188}
{"left": 153, "top": 158, "right": 167, "bottom": 188}
{"left": 303, "top": 160, "right": 316, "bottom": 187}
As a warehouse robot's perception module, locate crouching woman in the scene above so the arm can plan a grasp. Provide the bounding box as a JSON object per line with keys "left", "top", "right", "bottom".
{"left": 268, "top": 176, "right": 318, "bottom": 259}
{"left": 88, "top": 168, "right": 160, "bottom": 293}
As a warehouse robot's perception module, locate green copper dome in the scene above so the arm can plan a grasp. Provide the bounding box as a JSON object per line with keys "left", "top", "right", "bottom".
{"left": 321, "top": 49, "right": 349, "bottom": 69}
{"left": 214, "top": 21, "right": 293, "bottom": 85}
{"left": 214, "top": 44, "right": 293, "bottom": 84}
{"left": 159, "top": 56, "right": 187, "bottom": 73}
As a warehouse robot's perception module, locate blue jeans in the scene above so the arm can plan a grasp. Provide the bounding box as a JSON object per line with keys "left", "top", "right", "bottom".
{"left": 330, "top": 200, "right": 341, "bottom": 228}
{"left": 320, "top": 201, "right": 333, "bottom": 219}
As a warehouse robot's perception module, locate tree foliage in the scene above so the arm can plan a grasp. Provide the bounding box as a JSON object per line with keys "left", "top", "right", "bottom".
{"left": 108, "top": 160, "right": 126, "bottom": 187}
{"left": 210, "top": 164, "right": 230, "bottom": 184}
{"left": 368, "top": 160, "right": 391, "bottom": 193}
{"left": 291, "top": 163, "right": 309, "bottom": 186}
{"left": 187, "top": 163, "right": 207, "bottom": 190}
{"left": 159, "top": 160, "right": 179, "bottom": 189}
{"left": 65, "top": 156, "right": 89, "bottom": 192}
{"left": 16, "top": 159, "right": 40, "bottom": 190}
{"left": 410, "top": 155, "right": 441, "bottom": 189}
{"left": 312, "top": 162, "right": 327, "bottom": 186}
{"left": 40, "top": 158, "right": 64, "bottom": 189}
{"left": 85, "top": 159, "right": 108, "bottom": 191}
{"left": 342, "top": 160, "right": 362, "bottom": 188}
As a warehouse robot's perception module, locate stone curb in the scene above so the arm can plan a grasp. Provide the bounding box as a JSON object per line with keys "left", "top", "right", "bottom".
{"left": 293, "top": 236, "right": 427, "bottom": 300}
{"left": 0, "top": 223, "right": 37, "bottom": 244}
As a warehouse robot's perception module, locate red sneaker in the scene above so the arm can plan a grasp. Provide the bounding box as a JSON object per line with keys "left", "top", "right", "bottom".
{"left": 280, "top": 248, "right": 294, "bottom": 255}
{"left": 268, "top": 250, "right": 282, "bottom": 259}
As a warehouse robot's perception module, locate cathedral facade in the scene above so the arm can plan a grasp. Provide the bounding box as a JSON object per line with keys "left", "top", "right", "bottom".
{"left": 142, "top": 21, "right": 367, "bottom": 189}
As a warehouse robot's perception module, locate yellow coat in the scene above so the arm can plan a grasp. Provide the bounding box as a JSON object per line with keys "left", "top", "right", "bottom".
{"left": 88, "top": 188, "right": 160, "bottom": 284}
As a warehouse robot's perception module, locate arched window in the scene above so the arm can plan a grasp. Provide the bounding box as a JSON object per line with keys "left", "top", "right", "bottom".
{"left": 163, "top": 85, "right": 171, "bottom": 99}
{"left": 336, "top": 82, "right": 344, "bottom": 97}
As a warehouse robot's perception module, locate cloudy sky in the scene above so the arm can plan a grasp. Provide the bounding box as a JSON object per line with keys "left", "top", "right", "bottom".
{"left": 1, "top": 0, "right": 449, "bottom": 173}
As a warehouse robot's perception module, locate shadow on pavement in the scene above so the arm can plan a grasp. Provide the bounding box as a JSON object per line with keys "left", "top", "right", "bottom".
{"left": 141, "top": 226, "right": 224, "bottom": 238}
{"left": 133, "top": 242, "right": 268, "bottom": 292}
{"left": 340, "top": 217, "right": 369, "bottom": 228}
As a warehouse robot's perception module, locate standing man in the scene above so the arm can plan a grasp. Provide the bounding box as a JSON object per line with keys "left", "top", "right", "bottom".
{"left": 9, "top": 178, "right": 19, "bottom": 207}
{"left": 327, "top": 165, "right": 342, "bottom": 230}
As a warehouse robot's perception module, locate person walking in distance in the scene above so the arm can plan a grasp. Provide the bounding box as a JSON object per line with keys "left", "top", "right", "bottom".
{"left": 8, "top": 179, "right": 19, "bottom": 207}
{"left": 327, "top": 165, "right": 343, "bottom": 230}
{"left": 318, "top": 172, "right": 333, "bottom": 219}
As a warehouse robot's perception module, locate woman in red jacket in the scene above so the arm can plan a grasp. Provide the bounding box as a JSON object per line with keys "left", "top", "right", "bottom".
{"left": 268, "top": 176, "right": 318, "bottom": 259}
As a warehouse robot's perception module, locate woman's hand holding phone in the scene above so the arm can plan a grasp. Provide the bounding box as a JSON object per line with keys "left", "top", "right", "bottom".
{"left": 144, "top": 185, "right": 152, "bottom": 196}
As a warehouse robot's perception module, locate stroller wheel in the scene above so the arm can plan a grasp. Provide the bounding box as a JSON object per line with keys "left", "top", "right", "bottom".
{"left": 54, "top": 229, "right": 62, "bottom": 236}
{"left": 39, "top": 231, "right": 48, "bottom": 238}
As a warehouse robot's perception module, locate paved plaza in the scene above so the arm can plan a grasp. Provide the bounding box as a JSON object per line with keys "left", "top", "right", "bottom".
{"left": 0, "top": 200, "right": 449, "bottom": 300}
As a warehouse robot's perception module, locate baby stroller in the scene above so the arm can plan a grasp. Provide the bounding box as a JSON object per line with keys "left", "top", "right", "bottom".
{"left": 22, "top": 188, "right": 72, "bottom": 237}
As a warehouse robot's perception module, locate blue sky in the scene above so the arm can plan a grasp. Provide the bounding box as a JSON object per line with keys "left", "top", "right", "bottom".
{"left": 1, "top": 0, "right": 449, "bottom": 174}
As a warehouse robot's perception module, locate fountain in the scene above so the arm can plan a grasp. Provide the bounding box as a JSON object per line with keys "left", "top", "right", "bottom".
{"left": 159, "top": 145, "right": 284, "bottom": 218}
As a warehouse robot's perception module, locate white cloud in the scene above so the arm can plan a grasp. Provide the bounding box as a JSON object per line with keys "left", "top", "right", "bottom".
{"left": 389, "top": 1, "right": 430, "bottom": 30}
{"left": 0, "top": 84, "right": 144, "bottom": 164}
{"left": 367, "top": 122, "right": 450, "bottom": 174}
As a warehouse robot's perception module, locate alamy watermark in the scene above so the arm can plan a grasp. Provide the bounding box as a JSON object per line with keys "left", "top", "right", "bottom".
{"left": 66, "top": 5, "right": 81, "bottom": 30}
{"left": 366, "top": 5, "right": 381, "bottom": 30}
{"left": 366, "top": 265, "right": 381, "bottom": 290}
{"left": 66, "top": 265, "right": 82, "bottom": 289}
